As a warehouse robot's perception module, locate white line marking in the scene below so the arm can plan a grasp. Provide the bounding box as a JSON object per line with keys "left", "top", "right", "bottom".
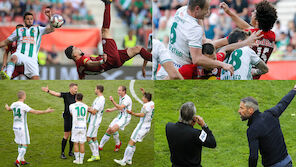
{"left": 129, "top": 80, "right": 143, "bottom": 105}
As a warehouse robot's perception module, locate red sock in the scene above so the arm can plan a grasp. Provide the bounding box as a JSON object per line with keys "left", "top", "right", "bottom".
{"left": 103, "top": 4, "right": 111, "bottom": 29}
{"left": 139, "top": 48, "right": 152, "bottom": 61}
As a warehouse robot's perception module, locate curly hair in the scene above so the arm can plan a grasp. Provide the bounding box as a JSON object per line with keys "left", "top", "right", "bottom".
{"left": 255, "top": 0, "right": 278, "bottom": 32}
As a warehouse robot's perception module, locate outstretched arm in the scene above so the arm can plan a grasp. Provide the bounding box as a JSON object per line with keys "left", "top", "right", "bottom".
{"left": 41, "top": 85, "right": 61, "bottom": 97}
{"left": 220, "top": 2, "right": 252, "bottom": 30}
{"left": 85, "top": 59, "right": 104, "bottom": 68}
{"left": 219, "top": 30, "right": 263, "bottom": 55}
{"left": 266, "top": 85, "right": 296, "bottom": 118}
{"left": 29, "top": 108, "right": 54, "bottom": 114}
{"left": 126, "top": 110, "right": 145, "bottom": 117}
{"left": 5, "top": 104, "right": 11, "bottom": 111}
{"left": 44, "top": 8, "right": 55, "bottom": 34}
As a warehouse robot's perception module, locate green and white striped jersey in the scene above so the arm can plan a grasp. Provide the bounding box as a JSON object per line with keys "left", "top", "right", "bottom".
{"left": 139, "top": 101, "right": 154, "bottom": 128}
{"left": 7, "top": 26, "right": 47, "bottom": 61}
{"left": 10, "top": 101, "right": 32, "bottom": 129}
{"left": 87, "top": 96, "right": 105, "bottom": 125}
{"left": 168, "top": 6, "right": 203, "bottom": 68}
{"left": 221, "top": 46, "right": 261, "bottom": 80}
{"left": 117, "top": 94, "right": 132, "bottom": 120}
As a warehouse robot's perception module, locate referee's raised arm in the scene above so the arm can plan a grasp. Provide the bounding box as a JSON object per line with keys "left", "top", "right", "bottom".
{"left": 41, "top": 85, "right": 61, "bottom": 97}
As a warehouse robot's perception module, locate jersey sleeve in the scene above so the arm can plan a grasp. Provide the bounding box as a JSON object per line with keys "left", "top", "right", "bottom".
{"left": 216, "top": 52, "right": 226, "bottom": 62}
{"left": 69, "top": 104, "right": 73, "bottom": 115}
{"left": 122, "top": 98, "right": 130, "bottom": 108}
{"left": 60, "top": 92, "right": 66, "bottom": 98}
{"left": 93, "top": 98, "right": 105, "bottom": 112}
{"left": 249, "top": 48, "right": 261, "bottom": 65}
{"left": 7, "top": 30, "right": 18, "bottom": 42}
{"left": 187, "top": 25, "right": 203, "bottom": 48}
{"left": 39, "top": 26, "right": 47, "bottom": 35}
{"left": 23, "top": 104, "right": 32, "bottom": 113}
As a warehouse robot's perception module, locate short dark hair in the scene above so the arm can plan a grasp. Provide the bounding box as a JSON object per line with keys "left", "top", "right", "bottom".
{"left": 69, "top": 83, "right": 78, "bottom": 87}
{"left": 255, "top": 0, "right": 278, "bottom": 32}
{"left": 16, "top": 24, "right": 23, "bottom": 28}
{"left": 144, "top": 92, "right": 152, "bottom": 101}
{"left": 188, "top": 0, "right": 206, "bottom": 11}
{"left": 23, "top": 12, "right": 33, "bottom": 20}
{"left": 96, "top": 85, "right": 104, "bottom": 93}
{"left": 76, "top": 93, "right": 83, "bottom": 101}
{"left": 120, "top": 86, "right": 127, "bottom": 93}
{"left": 65, "top": 46, "right": 74, "bottom": 59}
{"left": 228, "top": 29, "right": 247, "bottom": 44}
{"left": 202, "top": 43, "right": 215, "bottom": 55}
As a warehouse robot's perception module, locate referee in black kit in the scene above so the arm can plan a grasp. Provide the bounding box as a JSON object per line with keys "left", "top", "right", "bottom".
{"left": 166, "top": 102, "right": 216, "bottom": 167}
{"left": 238, "top": 85, "right": 296, "bottom": 167}
{"left": 41, "top": 83, "right": 78, "bottom": 159}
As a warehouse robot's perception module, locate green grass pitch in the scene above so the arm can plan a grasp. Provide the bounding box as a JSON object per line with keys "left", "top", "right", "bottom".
{"left": 0, "top": 80, "right": 154, "bottom": 167}
{"left": 154, "top": 80, "right": 296, "bottom": 167}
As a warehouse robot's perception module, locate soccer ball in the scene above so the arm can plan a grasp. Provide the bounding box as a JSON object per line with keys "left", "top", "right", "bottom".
{"left": 50, "top": 14, "right": 64, "bottom": 28}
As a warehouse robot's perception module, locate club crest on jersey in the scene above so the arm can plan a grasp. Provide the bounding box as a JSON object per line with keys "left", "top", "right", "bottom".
{"left": 102, "top": 40, "right": 106, "bottom": 45}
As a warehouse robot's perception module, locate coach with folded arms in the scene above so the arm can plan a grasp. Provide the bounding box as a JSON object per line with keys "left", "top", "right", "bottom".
{"left": 166, "top": 102, "right": 216, "bottom": 167}
{"left": 238, "top": 85, "right": 296, "bottom": 167}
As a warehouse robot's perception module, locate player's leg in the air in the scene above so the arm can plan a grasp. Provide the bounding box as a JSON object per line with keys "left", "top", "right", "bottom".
{"left": 0, "top": 55, "right": 18, "bottom": 80}
{"left": 99, "top": 124, "right": 121, "bottom": 151}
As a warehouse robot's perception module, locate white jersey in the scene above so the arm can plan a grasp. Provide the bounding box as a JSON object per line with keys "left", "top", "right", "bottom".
{"left": 87, "top": 96, "right": 105, "bottom": 125}
{"left": 168, "top": 6, "right": 203, "bottom": 68}
{"left": 7, "top": 26, "right": 47, "bottom": 62}
{"left": 70, "top": 102, "right": 88, "bottom": 131}
{"left": 221, "top": 46, "right": 261, "bottom": 80}
{"left": 139, "top": 101, "right": 155, "bottom": 128}
{"left": 10, "top": 101, "right": 32, "bottom": 130}
{"left": 117, "top": 94, "right": 132, "bottom": 120}
{"left": 152, "top": 39, "right": 172, "bottom": 80}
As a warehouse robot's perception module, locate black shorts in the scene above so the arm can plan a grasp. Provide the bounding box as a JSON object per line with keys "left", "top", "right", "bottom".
{"left": 64, "top": 116, "right": 72, "bottom": 132}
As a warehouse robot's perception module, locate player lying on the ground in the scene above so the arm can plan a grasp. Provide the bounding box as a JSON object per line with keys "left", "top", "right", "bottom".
{"left": 114, "top": 88, "right": 154, "bottom": 166}
{"left": 178, "top": 30, "right": 267, "bottom": 79}
{"left": 99, "top": 85, "right": 132, "bottom": 152}
{"left": 1, "top": 24, "right": 26, "bottom": 80}
{"left": 4, "top": 90, "right": 54, "bottom": 167}
{"left": 69, "top": 93, "right": 88, "bottom": 165}
{"left": 0, "top": 9, "right": 56, "bottom": 80}
{"left": 220, "top": 29, "right": 269, "bottom": 80}
{"left": 64, "top": 0, "right": 152, "bottom": 79}
{"left": 219, "top": 0, "right": 277, "bottom": 79}
{"left": 145, "top": 33, "right": 183, "bottom": 80}
{"left": 86, "top": 85, "right": 105, "bottom": 162}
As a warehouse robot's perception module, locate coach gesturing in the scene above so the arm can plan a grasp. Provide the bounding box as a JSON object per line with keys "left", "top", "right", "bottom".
{"left": 41, "top": 83, "right": 78, "bottom": 159}
{"left": 166, "top": 102, "right": 216, "bottom": 167}
{"left": 239, "top": 85, "right": 296, "bottom": 167}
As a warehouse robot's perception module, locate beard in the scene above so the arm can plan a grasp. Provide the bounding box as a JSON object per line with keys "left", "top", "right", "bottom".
{"left": 240, "top": 115, "right": 248, "bottom": 121}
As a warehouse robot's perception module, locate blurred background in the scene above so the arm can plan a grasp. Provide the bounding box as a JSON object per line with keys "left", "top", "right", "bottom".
{"left": 0, "top": 0, "right": 152, "bottom": 80}
{"left": 153, "top": 0, "right": 296, "bottom": 79}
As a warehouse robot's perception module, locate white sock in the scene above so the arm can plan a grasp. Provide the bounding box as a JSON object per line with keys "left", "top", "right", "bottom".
{"left": 129, "top": 146, "right": 136, "bottom": 161}
{"left": 94, "top": 140, "right": 99, "bottom": 156}
{"left": 122, "top": 145, "right": 133, "bottom": 162}
{"left": 88, "top": 140, "right": 95, "bottom": 156}
{"left": 113, "top": 132, "right": 120, "bottom": 145}
{"left": 17, "top": 145, "right": 22, "bottom": 162}
{"left": 18, "top": 146, "right": 27, "bottom": 162}
{"left": 74, "top": 152, "right": 79, "bottom": 160}
{"left": 6, "top": 62, "right": 15, "bottom": 77}
{"left": 99, "top": 133, "right": 111, "bottom": 148}
{"left": 79, "top": 152, "right": 85, "bottom": 162}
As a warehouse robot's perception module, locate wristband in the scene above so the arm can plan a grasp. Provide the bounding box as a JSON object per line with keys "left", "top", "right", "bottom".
{"left": 202, "top": 123, "right": 208, "bottom": 128}
{"left": 47, "top": 90, "right": 50, "bottom": 93}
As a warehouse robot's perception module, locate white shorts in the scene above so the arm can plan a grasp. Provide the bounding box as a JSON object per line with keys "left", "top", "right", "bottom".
{"left": 14, "top": 127, "right": 30, "bottom": 145}
{"left": 109, "top": 116, "right": 131, "bottom": 131}
{"left": 14, "top": 53, "right": 39, "bottom": 78}
{"left": 130, "top": 126, "right": 150, "bottom": 142}
{"left": 87, "top": 117, "right": 102, "bottom": 138}
{"left": 71, "top": 130, "right": 86, "bottom": 143}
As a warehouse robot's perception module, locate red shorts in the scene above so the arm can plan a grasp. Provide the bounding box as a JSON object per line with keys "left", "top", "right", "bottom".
{"left": 12, "top": 65, "right": 24, "bottom": 79}
{"left": 102, "top": 38, "right": 130, "bottom": 71}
